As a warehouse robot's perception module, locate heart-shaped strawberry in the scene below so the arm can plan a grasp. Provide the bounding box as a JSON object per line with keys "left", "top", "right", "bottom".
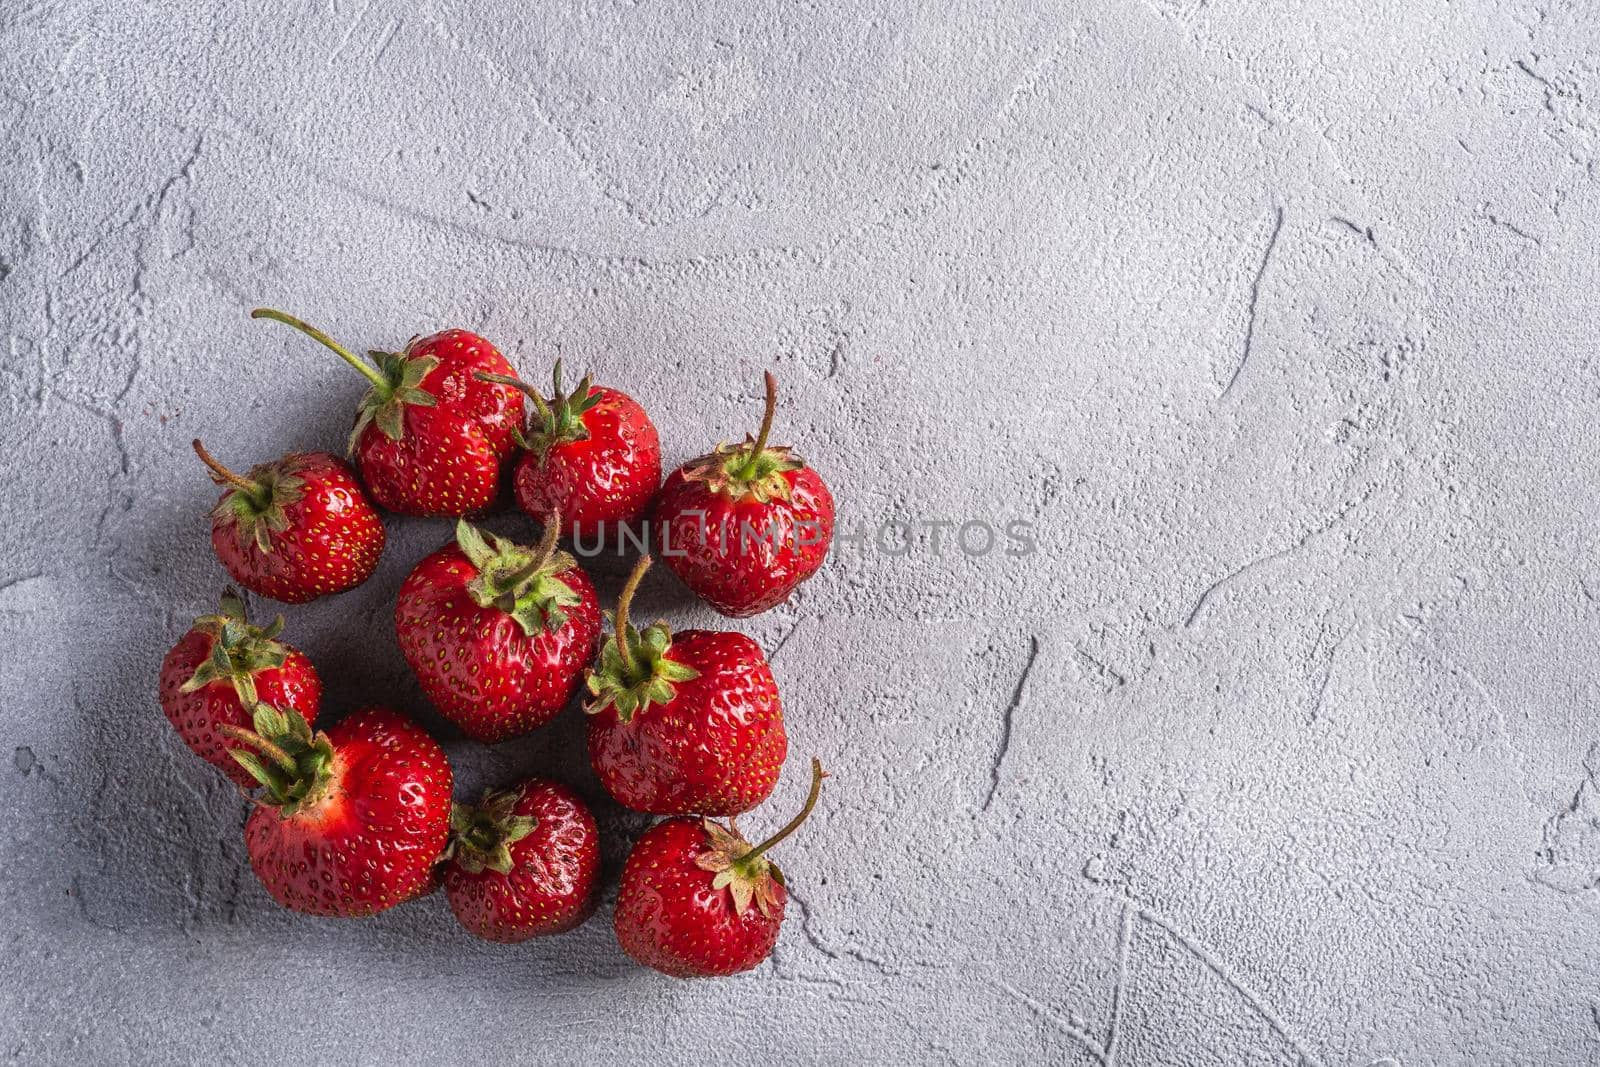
{"left": 226, "top": 703, "right": 453, "bottom": 917}
{"left": 194, "top": 440, "right": 384, "bottom": 603}
{"left": 478, "top": 361, "right": 661, "bottom": 544}
{"left": 653, "top": 372, "right": 834, "bottom": 616}
{"left": 614, "top": 758, "right": 827, "bottom": 977}
{"left": 252, "top": 308, "right": 524, "bottom": 517}
{"left": 443, "top": 778, "right": 600, "bottom": 942}
{"left": 586, "top": 555, "right": 785, "bottom": 816}
{"left": 397, "top": 519, "right": 601, "bottom": 742}
{"left": 158, "top": 590, "right": 322, "bottom": 786}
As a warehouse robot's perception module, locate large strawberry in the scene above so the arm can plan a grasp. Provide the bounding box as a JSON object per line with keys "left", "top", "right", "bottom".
{"left": 157, "top": 591, "right": 322, "bottom": 787}
{"left": 396, "top": 519, "right": 601, "bottom": 742}
{"left": 476, "top": 362, "right": 661, "bottom": 543}
{"left": 586, "top": 555, "right": 785, "bottom": 815}
{"left": 614, "top": 758, "right": 827, "bottom": 977}
{"left": 225, "top": 703, "right": 452, "bottom": 917}
{"left": 443, "top": 778, "right": 600, "bottom": 942}
{"left": 252, "top": 308, "right": 524, "bottom": 517}
{"left": 193, "top": 440, "right": 385, "bottom": 603}
{"left": 653, "top": 372, "right": 834, "bottom": 617}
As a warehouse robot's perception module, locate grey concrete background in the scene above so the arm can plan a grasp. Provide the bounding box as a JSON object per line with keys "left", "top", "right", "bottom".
{"left": 3, "top": 0, "right": 1599, "bottom": 1063}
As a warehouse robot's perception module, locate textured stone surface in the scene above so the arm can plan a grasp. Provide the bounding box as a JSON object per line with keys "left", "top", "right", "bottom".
{"left": 4, "top": 0, "right": 1600, "bottom": 1062}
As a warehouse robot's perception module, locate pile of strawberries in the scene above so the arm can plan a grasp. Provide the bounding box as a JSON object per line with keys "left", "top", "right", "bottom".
{"left": 156, "top": 309, "right": 835, "bottom": 977}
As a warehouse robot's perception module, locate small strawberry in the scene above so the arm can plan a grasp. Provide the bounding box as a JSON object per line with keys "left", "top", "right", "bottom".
{"left": 396, "top": 518, "right": 601, "bottom": 743}
{"left": 443, "top": 778, "right": 600, "bottom": 942}
{"left": 157, "top": 590, "right": 322, "bottom": 787}
{"left": 653, "top": 372, "right": 834, "bottom": 617}
{"left": 586, "top": 555, "right": 785, "bottom": 816}
{"left": 225, "top": 703, "right": 453, "bottom": 917}
{"left": 252, "top": 308, "right": 524, "bottom": 517}
{"left": 193, "top": 440, "right": 385, "bottom": 603}
{"left": 476, "top": 362, "right": 661, "bottom": 544}
{"left": 614, "top": 758, "right": 827, "bottom": 978}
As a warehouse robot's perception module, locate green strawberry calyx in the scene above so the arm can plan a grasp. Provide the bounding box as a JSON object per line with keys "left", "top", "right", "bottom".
{"left": 584, "top": 555, "right": 699, "bottom": 724}
{"left": 250, "top": 307, "right": 438, "bottom": 454}
{"left": 219, "top": 702, "right": 337, "bottom": 818}
{"left": 443, "top": 785, "right": 538, "bottom": 875}
{"left": 681, "top": 372, "right": 805, "bottom": 504}
{"left": 456, "top": 518, "right": 583, "bottom": 638}
{"left": 695, "top": 757, "right": 827, "bottom": 918}
{"left": 177, "top": 588, "right": 289, "bottom": 705}
{"left": 194, "top": 440, "right": 309, "bottom": 555}
{"left": 476, "top": 360, "right": 601, "bottom": 461}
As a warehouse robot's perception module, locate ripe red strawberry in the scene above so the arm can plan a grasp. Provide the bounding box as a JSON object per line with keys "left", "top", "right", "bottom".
{"left": 193, "top": 440, "right": 385, "bottom": 603}
{"left": 252, "top": 308, "right": 524, "bottom": 517}
{"left": 653, "top": 372, "right": 834, "bottom": 617}
{"left": 477, "top": 362, "right": 661, "bottom": 543}
{"left": 586, "top": 555, "right": 785, "bottom": 815}
{"left": 157, "top": 590, "right": 322, "bottom": 787}
{"left": 396, "top": 519, "right": 601, "bottom": 742}
{"left": 226, "top": 703, "right": 452, "bottom": 917}
{"left": 443, "top": 778, "right": 600, "bottom": 942}
{"left": 614, "top": 758, "right": 827, "bottom": 977}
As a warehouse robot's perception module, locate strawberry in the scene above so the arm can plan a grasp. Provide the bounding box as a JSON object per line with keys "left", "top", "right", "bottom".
{"left": 157, "top": 590, "right": 322, "bottom": 787}
{"left": 476, "top": 362, "right": 661, "bottom": 544}
{"left": 653, "top": 372, "right": 834, "bottom": 617}
{"left": 225, "top": 703, "right": 453, "bottom": 917}
{"left": 586, "top": 555, "right": 785, "bottom": 816}
{"left": 443, "top": 778, "right": 600, "bottom": 942}
{"left": 396, "top": 519, "right": 601, "bottom": 742}
{"left": 614, "top": 758, "right": 827, "bottom": 977}
{"left": 252, "top": 308, "right": 524, "bottom": 517}
{"left": 193, "top": 440, "right": 385, "bottom": 604}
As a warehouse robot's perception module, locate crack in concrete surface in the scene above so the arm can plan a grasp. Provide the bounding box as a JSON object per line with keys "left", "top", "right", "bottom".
{"left": 1219, "top": 204, "right": 1285, "bottom": 401}
{"left": 982, "top": 635, "right": 1039, "bottom": 813}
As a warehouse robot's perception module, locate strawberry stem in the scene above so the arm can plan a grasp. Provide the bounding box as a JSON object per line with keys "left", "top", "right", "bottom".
{"left": 491, "top": 516, "right": 562, "bottom": 592}
{"left": 191, "top": 439, "right": 261, "bottom": 497}
{"left": 742, "top": 757, "right": 827, "bottom": 864}
{"left": 252, "top": 307, "right": 388, "bottom": 391}
{"left": 532, "top": 511, "right": 561, "bottom": 570}
{"left": 737, "top": 372, "right": 779, "bottom": 480}
{"left": 217, "top": 722, "right": 297, "bottom": 774}
{"left": 476, "top": 369, "right": 557, "bottom": 432}
{"left": 475, "top": 370, "right": 541, "bottom": 406}
{"left": 614, "top": 554, "right": 650, "bottom": 679}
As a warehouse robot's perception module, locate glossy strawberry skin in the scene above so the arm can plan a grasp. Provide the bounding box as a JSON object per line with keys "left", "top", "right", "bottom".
{"left": 395, "top": 545, "right": 602, "bottom": 743}
{"left": 587, "top": 631, "right": 785, "bottom": 816}
{"left": 209, "top": 452, "right": 385, "bottom": 604}
{"left": 653, "top": 466, "right": 834, "bottom": 617}
{"left": 157, "top": 630, "right": 321, "bottom": 788}
{"left": 355, "top": 330, "right": 524, "bottom": 517}
{"left": 243, "top": 706, "right": 452, "bottom": 917}
{"left": 444, "top": 780, "right": 600, "bottom": 942}
{"left": 614, "top": 816, "right": 785, "bottom": 977}
{"left": 513, "top": 385, "right": 661, "bottom": 542}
